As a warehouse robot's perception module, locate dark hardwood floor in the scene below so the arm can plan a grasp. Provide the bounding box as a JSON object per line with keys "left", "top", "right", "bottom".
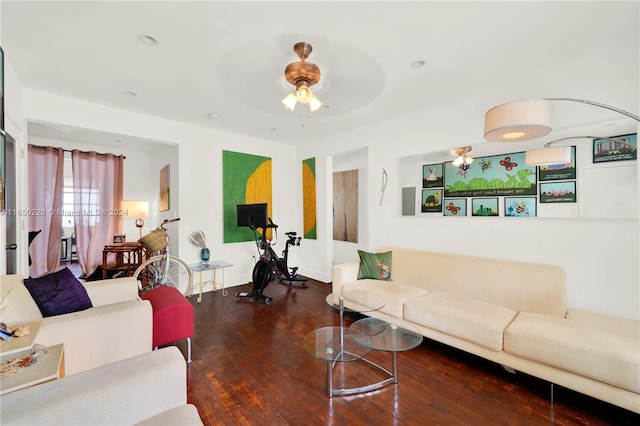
{"left": 166, "top": 278, "right": 639, "bottom": 426}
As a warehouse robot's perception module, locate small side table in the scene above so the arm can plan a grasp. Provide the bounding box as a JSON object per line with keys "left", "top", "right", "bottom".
{"left": 0, "top": 344, "right": 65, "bottom": 395}
{"left": 0, "top": 320, "right": 65, "bottom": 395}
{"left": 188, "top": 260, "right": 233, "bottom": 303}
{"left": 102, "top": 242, "right": 146, "bottom": 279}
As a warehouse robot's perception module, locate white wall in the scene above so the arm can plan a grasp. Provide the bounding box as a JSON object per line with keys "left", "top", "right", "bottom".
{"left": 27, "top": 135, "right": 161, "bottom": 242}
{"left": 297, "top": 43, "right": 639, "bottom": 320}
{"left": 1, "top": 36, "right": 28, "bottom": 275}
{"left": 8, "top": 37, "right": 639, "bottom": 321}
{"left": 22, "top": 90, "right": 299, "bottom": 289}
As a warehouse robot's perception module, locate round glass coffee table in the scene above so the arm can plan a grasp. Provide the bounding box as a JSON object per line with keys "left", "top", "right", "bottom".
{"left": 303, "top": 291, "right": 386, "bottom": 397}
{"left": 349, "top": 316, "right": 423, "bottom": 388}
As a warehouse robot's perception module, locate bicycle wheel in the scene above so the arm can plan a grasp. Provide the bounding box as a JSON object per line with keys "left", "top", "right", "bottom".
{"left": 134, "top": 255, "right": 193, "bottom": 297}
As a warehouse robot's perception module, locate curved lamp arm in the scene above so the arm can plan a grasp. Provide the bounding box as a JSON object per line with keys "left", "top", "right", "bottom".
{"left": 544, "top": 135, "right": 637, "bottom": 149}
{"left": 545, "top": 98, "right": 640, "bottom": 122}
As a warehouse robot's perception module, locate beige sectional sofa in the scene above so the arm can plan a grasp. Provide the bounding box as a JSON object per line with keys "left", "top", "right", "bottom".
{"left": 0, "top": 274, "right": 153, "bottom": 375}
{"left": 1, "top": 346, "right": 203, "bottom": 425}
{"left": 332, "top": 247, "right": 639, "bottom": 414}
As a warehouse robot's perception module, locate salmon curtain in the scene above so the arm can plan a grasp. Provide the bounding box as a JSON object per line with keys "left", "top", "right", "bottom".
{"left": 28, "top": 145, "right": 65, "bottom": 277}
{"left": 72, "top": 150, "right": 124, "bottom": 277}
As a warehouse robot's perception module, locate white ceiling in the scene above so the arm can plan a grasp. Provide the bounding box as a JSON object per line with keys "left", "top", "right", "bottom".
{"left": 2, "top": 1, "right": 639, "bottom": 150}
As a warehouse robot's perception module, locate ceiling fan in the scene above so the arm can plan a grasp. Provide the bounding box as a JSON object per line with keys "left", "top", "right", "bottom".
{"left": 281, "top": 42, "right": 323, "bottom": 112}
{"left": 451, "top": 147, "right": 474, "bottom": 166}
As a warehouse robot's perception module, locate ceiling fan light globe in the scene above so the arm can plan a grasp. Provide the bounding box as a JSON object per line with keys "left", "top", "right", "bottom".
{"left": 309, "top": 96, "right": 323, "bottom": 112}
{"left": 296, "top": 86, "right": 313, "bottom": 104}
{"left": 281, "top": 93, "right": 297, "bottom": 111}
{"left": 452, "top": 156, "right": 463, "bottom": 167}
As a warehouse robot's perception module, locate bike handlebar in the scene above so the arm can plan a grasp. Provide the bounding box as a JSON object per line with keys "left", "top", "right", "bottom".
{"left": 267, "top": 217, "right": 278, "bottom": 229}
{"left": 159, "top": 218, "right": 180, "bottom": 230}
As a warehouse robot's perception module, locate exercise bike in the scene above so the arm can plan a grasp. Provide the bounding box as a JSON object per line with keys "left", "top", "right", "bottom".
{"left": 236, "top": 218, "right": 307, "bottom": 304}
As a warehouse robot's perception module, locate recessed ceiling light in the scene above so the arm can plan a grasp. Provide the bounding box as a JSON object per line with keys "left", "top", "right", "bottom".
{"left": 206, "top": 113, "right": 220, "bottom": 120}
{"left": 410, "top": 60, "right": 426, "bottom": 69}
{"left": 114, "top": 139, "right": 123, "bottom": 144}
{"left": 138, "top": 34, "right": 158, "bottom": 46}
{"left": 269, "top": 128, "right": 277, "bottom": 132}
{"left": 123, "top": 90, "right": 137, "bottom": 97}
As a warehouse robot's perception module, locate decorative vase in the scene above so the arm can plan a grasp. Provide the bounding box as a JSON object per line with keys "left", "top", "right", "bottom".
{"left": 200, "top": 247, "right": 210, "bottom": 262}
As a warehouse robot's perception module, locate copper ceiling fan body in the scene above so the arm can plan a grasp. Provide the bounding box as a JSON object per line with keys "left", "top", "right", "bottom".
{"left": 281, "top": 42, "right": 323, "bottom": 112}
{"left": 284, "top": 42, "right": 321, "bottom": 88}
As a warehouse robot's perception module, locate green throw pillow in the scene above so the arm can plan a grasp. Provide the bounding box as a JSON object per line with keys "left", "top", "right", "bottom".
{"left": 357, "top": 250, "right": 392, "bottom": 281}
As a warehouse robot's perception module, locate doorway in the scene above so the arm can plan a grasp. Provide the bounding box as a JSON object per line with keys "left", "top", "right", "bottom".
{"left": 3, "top": 131, "right": 17, "bottom": 273}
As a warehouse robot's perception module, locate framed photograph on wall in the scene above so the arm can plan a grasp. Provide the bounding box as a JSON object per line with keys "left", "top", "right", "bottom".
{"left": 159, "top": 164, "right": 170, "bottom": 211}
{"left": 421, "top": 189, "right": 442, "bottom": 213}
{"left": 540, "top": 181, "right": 577, "bottom": 203}
{"left": 539, "top": 146, "right": 576, "bottom": 181}
{"left": 504, "top": 196, "right": 537, "bottom": 217}
{"left": 422, "top": 163, "right": 443, "bottom": 188}
{"left": 471, "top": 197, "right": 499, "bottom": 216}
{"left": 444, "top": 151, "right": 537, "bottom": 197}
{"left": 443, "top": 198, "right": 466, "bottom": 216}
{"left": 593, "top": 133, "right": 637, "bottom": 163}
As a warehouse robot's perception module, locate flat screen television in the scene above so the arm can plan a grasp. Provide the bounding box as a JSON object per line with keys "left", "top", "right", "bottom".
{"left": 237, "top": 203, "right": 268, "bottom": 228}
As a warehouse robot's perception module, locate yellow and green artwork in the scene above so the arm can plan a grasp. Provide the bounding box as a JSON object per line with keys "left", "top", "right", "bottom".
{"left": 302, "top": 157, "right": 316, "bottom": 239}
{"left": 223, "top": 150, "right": 272, "bottom": 243}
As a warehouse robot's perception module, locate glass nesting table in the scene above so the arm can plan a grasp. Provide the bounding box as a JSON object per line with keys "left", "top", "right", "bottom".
{"left": 303, "top": 291, "right": 423, "bottom": 397}
{"left": 188, "top": 260, "right": 232, "bottom": 303}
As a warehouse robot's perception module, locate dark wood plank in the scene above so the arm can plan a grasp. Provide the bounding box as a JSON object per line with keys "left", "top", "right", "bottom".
{"left": 168, "top": 279, "right": 638, "bottom": 425}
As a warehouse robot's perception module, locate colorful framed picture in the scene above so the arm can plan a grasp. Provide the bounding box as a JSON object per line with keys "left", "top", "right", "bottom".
{"left": 159, "top": 164, "right": 170, "bottom": 211}
{"left": 444, "top": 151, "right": 537, "bottom": 197}
{"left": 504, "top": 197, "right": 537, "bottom": 217}
{"left": 540, "top": 181, "right": 577, "bottom": 203}
{"left": 593, "top": 133, "right": 637, "bottom": 163}
{"left": 539, "top": 146, "right": 576, "bottom": 181}
{"left": 422, "top": 163, "right": 443, "bottom": 188}
{"left": 471, "top": 197, "right": 499, "bottom": 216}
{"left": 421, "top": 189, "right": 442, "bottom": 213}
{"left": 443, "top": 198, "right": 466, "bottom": 216}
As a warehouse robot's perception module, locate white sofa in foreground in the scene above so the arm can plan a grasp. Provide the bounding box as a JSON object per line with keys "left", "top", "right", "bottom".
{"left": 0, "top": 274, "right": 153, "bottom": 375}
{"left": 0, "top": 346, "right": 203, "bottom": 425}
{"left": 332, "top": 247, "right": 639, "bottom": 414}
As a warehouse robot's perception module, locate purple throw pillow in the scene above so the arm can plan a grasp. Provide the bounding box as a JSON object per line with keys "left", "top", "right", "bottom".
{"left": 24, "top": 267, "right": 93, "bottom": 317}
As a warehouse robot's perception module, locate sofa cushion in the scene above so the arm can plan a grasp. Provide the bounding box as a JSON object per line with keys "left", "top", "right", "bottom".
{"left": 24, "top": 268, "right": 93, "bottom": 317}
{"left": 357, "top": 250, "right": 392, "bottom": 281}
{"left": 342, "top": 280, "right": 427, "bottom": 318}
{"left": 0, "top": 274, "right": 43, "bottom": 324}
{"left": 504, "top": 311, "right": 639, "bottom": 394}
{"left": 404, "top": 292, "right": 517, "bottom": 351}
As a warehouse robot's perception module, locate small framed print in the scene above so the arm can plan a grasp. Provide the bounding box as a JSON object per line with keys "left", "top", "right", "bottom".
{"left": 113, "top": 234, "right": 126, "bottom": 244}
{"left": 540, "top": 181, "right": 577, "bottom": 203}
{"left": 443, "top": 198, "right": 466, "bottom": 216}
{"left": 471, "top": 197, "right": 499, "bottom": 216}
{"left": 593, "top": 133, "right": 637, "bottom": 163}
{"left": 422, "top": 163, "right": 443, "bottom": 188}
{"left": 421, "top": 189, "right": 442, "bottom": 213}
{"left": 504, "top": 197, "right": 537, "bottom": 217}
{"left": 159, "top": 164, "right": 170, "bottom": 211}
{"left": 539, "top": 146, "right": 576, "bottom": 181}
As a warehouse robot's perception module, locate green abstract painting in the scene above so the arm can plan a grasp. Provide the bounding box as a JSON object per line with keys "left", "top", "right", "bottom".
{"left": 223, "top": 150, "right": 272, "bottom": 243}
{"left": 302, "top": 157, "right": 316, "bottom": 239}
